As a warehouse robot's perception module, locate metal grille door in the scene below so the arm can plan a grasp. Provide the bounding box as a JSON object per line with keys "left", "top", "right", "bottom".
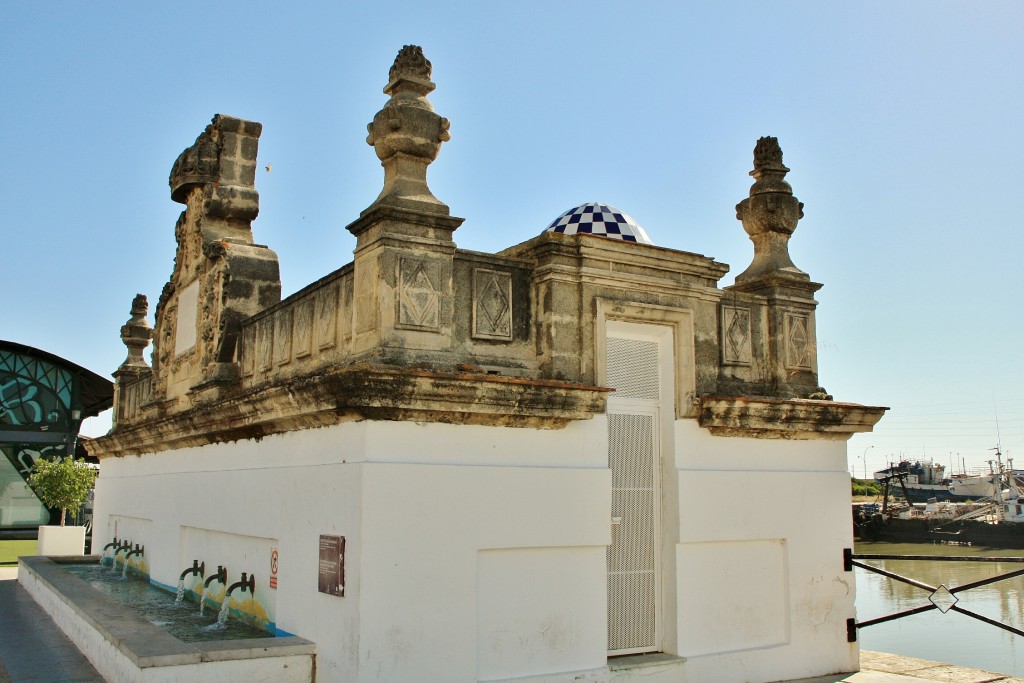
{"left": 606, "top": 334, "right": 661, "bottom": 655}
{"left": 606, "top": 337, "right": 660, "bottom": 401}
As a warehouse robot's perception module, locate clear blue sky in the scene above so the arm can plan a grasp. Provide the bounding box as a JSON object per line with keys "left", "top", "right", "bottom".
{"left": 3, "top": 2, "right": 1022, "bottom": 476}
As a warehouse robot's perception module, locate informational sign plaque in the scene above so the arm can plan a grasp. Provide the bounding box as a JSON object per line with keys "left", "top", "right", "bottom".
{"left": 318, "top": 535, "right": 345, "bottom": 597}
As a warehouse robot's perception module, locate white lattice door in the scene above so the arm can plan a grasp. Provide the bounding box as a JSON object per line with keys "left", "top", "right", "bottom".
{"left": 605, "top": 332, "right": 663, "bottom": 655}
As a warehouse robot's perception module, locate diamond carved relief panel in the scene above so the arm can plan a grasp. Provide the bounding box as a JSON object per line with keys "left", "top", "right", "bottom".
{"left": 397, "top": 257, "right": 440, "bottom": 331}
{"left": 473, "top": 269, "right": 512, "bottom": 341}
{"left": 785, "top": 313, "right": 813, "bottom": 370}
{"left": 721, "top": 305, "right": 752, "bottom": 366}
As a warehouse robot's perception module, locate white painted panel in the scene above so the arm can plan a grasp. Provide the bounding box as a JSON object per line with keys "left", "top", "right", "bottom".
{"left": 175, "top": 279, "right": 200, "bottom": 354}
{"left": 179, "top": 527, "right": 278, "bottom": 627}
{"left": 359, "top": 462, "right": 610, "bottom": 682}
{"left": 477, "top": 547, "right": 606, "bottom": 681}
{"left": 677, "top": 539, "right": 789, "bottom": 656}
{"left": 663, "top": 421, "right": 859, "bottom": 681}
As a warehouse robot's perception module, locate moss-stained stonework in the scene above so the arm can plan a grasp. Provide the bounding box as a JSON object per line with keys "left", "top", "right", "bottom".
{"left": 699, "top": 397, "right": 887, "bottom": 440}
{"left": 90, "top": 47, "right": 883, "bottom": 459}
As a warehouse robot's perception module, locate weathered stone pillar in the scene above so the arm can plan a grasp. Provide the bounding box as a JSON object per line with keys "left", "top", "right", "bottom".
{"left": 111, "top": 294, "right": 153, "bottom": 430}
{"left": 727, "top": 137, "right": 823, "bottom": 398}
{"left": 150, "top": 114, "right": 281, "bottom": 408}
{"left": 346, "top": 46, "right": 464, "bottom": 364}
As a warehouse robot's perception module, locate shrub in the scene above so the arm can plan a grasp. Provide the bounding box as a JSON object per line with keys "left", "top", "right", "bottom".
{"left": 27, "top": 456, "right": 96, "bottom": 527}
{"left": 851, "top": 478, "right": 882, "bottom": 497}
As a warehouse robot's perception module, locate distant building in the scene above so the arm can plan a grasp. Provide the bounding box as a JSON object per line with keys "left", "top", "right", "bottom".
{"left": 0, "top": 340, "right": 112, "bottom": 532}
{"left": 87, "top": 46, "right": 885, "bottom": 683}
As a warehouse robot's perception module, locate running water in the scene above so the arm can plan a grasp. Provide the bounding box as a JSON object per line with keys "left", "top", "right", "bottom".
{"left": 175, "top": 578, "right": 185, "bottom": 605}
{"left": 199, "top": 585, "right": 211, "bottom": 616}
{"left": 216, "top": 595, "right": 232, "bottom": 626}
{"left": 64, "top": 564, "right": 269, "bottom": 643}
{"left": 121, "top": 557, "right": 132, "bottom": 579}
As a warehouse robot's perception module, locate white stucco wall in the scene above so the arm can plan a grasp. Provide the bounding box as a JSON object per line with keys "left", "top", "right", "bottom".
{"left": 94, "top": 424, "right": 366, "bottom": 678}
{"left": 93, "top": 417, "right": 612, "bottom": 683}
{"left": 92, "top": 415, "right": 857, "bottom": 683}
{"left": 668, "top": 420, "right": 858, "bottom": 682}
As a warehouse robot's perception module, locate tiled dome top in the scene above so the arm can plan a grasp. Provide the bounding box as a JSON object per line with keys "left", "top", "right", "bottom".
{"left": 544, "top": 202, "right": 653, "bottom": 244}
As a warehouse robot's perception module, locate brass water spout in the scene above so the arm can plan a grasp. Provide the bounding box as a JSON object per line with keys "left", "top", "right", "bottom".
{"left": 102, "top": 537, "right": 120, "bottom": 553}
{"left": 226, "top": 572, "right": 255, "bottom": 597}
{"left": 179, "top": 560, "right": 205, "bottom": 581}
{"left": 204, "top": 565, "right": 227, "bottom": 588}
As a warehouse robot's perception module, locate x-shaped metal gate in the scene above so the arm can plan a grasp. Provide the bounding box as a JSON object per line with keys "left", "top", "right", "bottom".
{"left": 844, "top": 548, "right": 1024, "bottom": 642}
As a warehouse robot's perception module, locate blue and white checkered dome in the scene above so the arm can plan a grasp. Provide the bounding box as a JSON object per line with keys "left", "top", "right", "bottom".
{"left": 544, "top": 202, "right": 653, "bottom": 245}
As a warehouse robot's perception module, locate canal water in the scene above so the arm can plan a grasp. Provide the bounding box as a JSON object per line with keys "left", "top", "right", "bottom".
{"left": 854, "top": 541, "right": 1024, "bottom": 676}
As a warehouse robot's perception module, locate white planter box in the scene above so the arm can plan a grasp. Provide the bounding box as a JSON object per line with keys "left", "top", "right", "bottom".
{"left": 37, "top": 526, "right": 86, "bottom": 556}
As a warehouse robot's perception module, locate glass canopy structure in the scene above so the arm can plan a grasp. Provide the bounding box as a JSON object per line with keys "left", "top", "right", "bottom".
{"left": 0, "top": 340, "right": 113, "bottom": 531}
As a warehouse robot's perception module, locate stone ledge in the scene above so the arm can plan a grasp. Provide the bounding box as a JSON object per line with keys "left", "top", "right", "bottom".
{"left": 698, "top": 396, "right": 887, "bottom": 440}
{"left": 608, "top": 652, "right": 686, "bottom": 672}
{"left": 89, "top": 365, "right": 611, "bottom": 457}
{"left": 18, "top": 556, "right": 314, "bottom": 679}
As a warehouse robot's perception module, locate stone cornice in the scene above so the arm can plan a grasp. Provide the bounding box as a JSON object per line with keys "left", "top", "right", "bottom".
{"left": 88, "top": 366, "right": 612, "bottom": 457}
{"left": 725, "top": 275, "right": 823, "bottom": 300}
{"left": 346, "top": 205, "right": 464, "bottom": 240}
{"left": 508, "top": 233, "right": 730, "bottom": 285}
{"left": 698, "top": 396, "right": 887, "bottom": 440}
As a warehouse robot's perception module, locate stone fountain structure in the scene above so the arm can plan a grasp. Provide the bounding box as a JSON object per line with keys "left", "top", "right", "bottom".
{"left": 55, "top": 45, "right": 886, "bottom": 683}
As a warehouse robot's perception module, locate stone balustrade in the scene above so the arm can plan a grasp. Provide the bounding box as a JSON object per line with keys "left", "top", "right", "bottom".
{"left": 239, "top": 266, "right": 354, "bottom": 387}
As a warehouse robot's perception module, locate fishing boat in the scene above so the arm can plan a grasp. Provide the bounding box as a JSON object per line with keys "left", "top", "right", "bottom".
{"left": 872, "top": 460, "right": 954, "bottom": 501}
{"left": 872, "top": 459, "right": 1003, "bottom": 502}
{"left": 858, "top": 451, "right": 1024, "bottom": 547}
{"left": 948, "top": 471, "right": 1000, "bottom": 499}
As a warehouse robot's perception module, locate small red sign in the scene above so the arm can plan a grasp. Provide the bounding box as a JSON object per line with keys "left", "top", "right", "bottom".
{"left": 269, "top": 548, "right": 279, "bottom": 590}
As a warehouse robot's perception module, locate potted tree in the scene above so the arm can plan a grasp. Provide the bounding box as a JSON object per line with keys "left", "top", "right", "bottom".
{"left": 28, "top": 455, "right": 96, "bottom": 556}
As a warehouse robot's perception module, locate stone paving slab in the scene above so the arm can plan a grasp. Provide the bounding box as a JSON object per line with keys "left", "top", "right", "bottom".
{"left": 0, "top": 576, "right": 104, "bottom": 682}
{"left": 847, "top": 652, "right": 1023, "bottom": 683}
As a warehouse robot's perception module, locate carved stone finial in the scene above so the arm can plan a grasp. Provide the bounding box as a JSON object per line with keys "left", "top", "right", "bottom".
{"left": 168, "top": 128, "right": 220, "bottom": 202}
{"left": 389, "top": 45, "right": 432, "bottom": 85}
{"left": 168, "top": 114, "right": 263, "bottom": 221}
{"left": 130, "top": 293, "right": 148, "bottom": 316}
{"left": 119, "top": 293, "right": 153, "bottom": 370}
{"left": 362, "top": 45, "right": 452, "bottom": 216}
{"left": 752, "top": 136, "right": 787, "bottom": 173}
{"left": 734, "top": 136, "right": 807, "bottom": 283}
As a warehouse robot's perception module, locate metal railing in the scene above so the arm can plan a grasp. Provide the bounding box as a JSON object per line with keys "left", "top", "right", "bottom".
{"left": 845, "top": 548, "right": 1024, "bottom": 642}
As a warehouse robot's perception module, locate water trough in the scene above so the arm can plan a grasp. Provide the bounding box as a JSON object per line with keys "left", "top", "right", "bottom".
{"left": 18, "top": 555, "right": 315, "bottom": 683}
